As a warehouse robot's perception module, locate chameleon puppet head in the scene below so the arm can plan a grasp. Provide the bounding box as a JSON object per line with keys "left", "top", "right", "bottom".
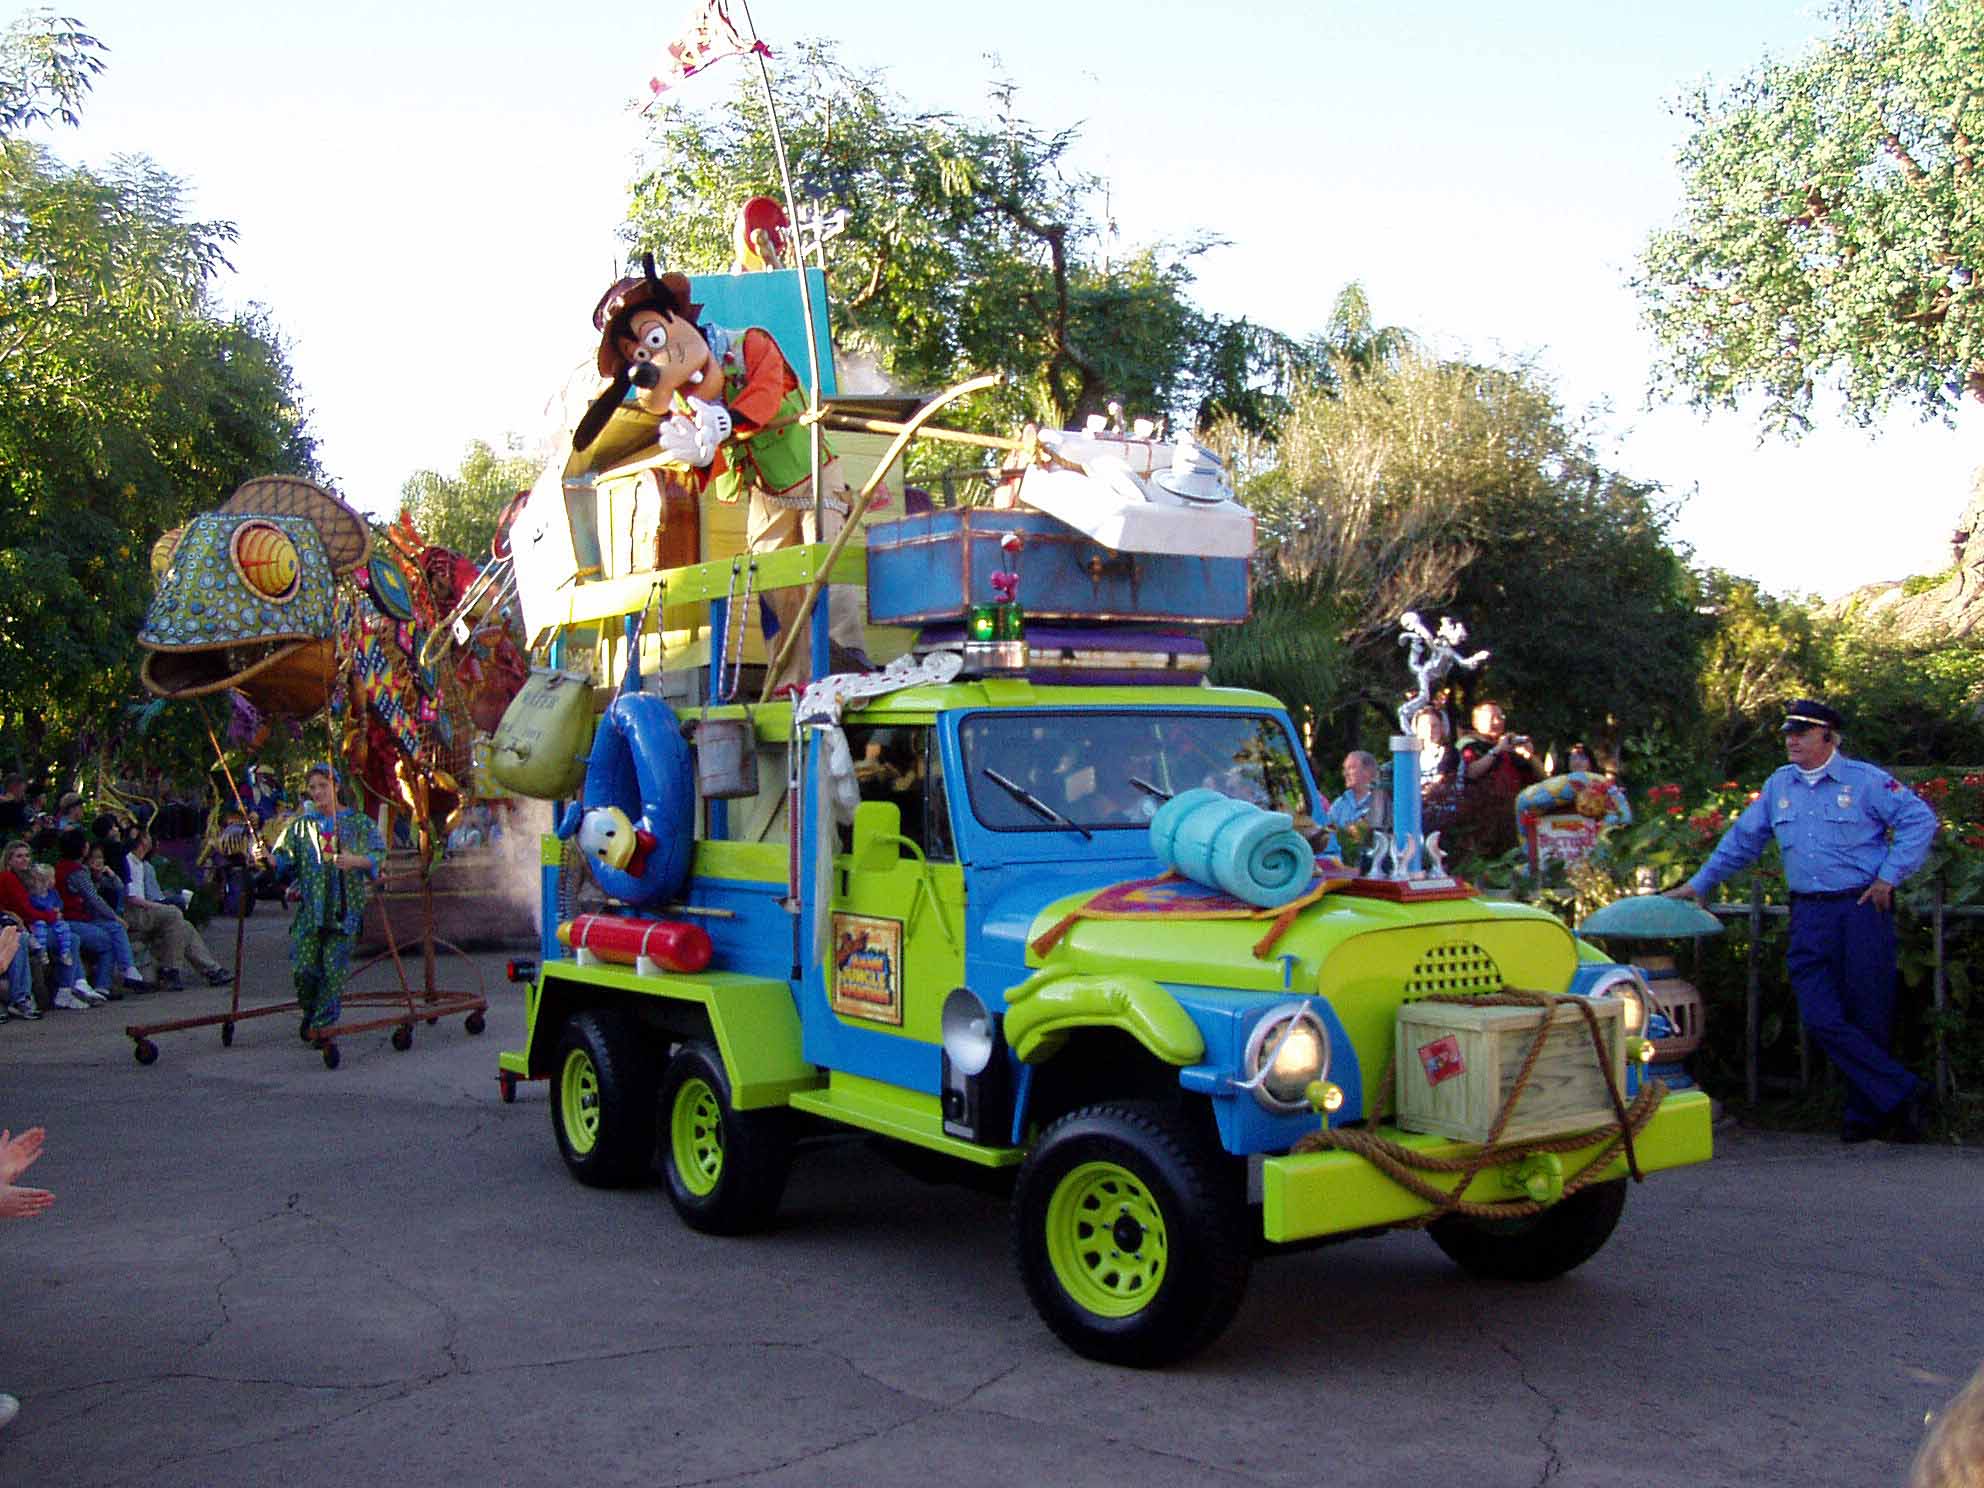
{"left": 138, "top": 477, "right": 372, "bottom": 717}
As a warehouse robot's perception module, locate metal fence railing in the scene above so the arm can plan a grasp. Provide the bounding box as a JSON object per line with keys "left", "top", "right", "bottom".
{"left": 1704, "top": 875, "right": 1975, "bottom": 1106}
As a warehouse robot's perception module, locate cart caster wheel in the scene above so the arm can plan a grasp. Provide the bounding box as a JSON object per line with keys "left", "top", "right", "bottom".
{"left": 133, "top": 1039, "right": 159, "bottom": 1066}
{"left": 498, "top": 1071, "right": 517, "bottom": 1104}
{"left": 392, "top": 1023, "right": 413, "bottom": 1052}
{"left": 465, "top": 1011, "right": 486, "bottom": 1036}
{"left": 221, "top": 1021, "right": 235, "bottom": 1048}
{"left": 321, "top": 1042, "right": 341, "bottom": 1070}
{"left": 299, "top": 1017, "right": 313, "bottom": 1044}
{"left": 426, "top": 1016, "right": 439, "bottom": 1026}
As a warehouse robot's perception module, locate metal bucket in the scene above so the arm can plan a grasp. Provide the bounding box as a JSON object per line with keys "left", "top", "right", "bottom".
{"left": 695, "top": 717, "right": 759, "bottom": 799}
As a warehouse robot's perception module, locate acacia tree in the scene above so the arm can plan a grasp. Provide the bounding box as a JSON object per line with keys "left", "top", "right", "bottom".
{"left": 627, "top": 44, "right": 1267, "bottom": 443}
{"left": 1638, "top": 0, "right": 1984, "bottom": 430}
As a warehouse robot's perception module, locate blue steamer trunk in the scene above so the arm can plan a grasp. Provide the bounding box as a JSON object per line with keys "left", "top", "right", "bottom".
{"left": 865, "top": 510, "right": 1250, "bottom": 626}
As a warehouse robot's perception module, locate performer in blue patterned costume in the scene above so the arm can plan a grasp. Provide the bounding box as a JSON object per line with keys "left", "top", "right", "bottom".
{"left": 261, "top": 764, "right": 385, "bottom": 1034}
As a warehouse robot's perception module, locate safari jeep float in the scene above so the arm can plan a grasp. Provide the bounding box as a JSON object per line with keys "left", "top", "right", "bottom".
{"left": 493, "top": 265, "right": 1712, "bottom": 1367}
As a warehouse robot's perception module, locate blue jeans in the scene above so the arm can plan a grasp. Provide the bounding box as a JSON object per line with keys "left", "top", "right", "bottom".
{"left": 70, "top": 917, "right": 135, "bottom": 985}
{"left": 1787, "top": 896, "right": 1921, "bottom": 1131}
{"left": 6, "top": 946, "right": 30, "bottom": 1010}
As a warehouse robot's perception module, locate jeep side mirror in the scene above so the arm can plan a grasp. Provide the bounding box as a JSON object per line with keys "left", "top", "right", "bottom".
{"left": 851, "top": 800, "right": 903, "bottom": 874}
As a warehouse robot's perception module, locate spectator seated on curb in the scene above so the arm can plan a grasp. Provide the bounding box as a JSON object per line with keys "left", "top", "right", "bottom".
{"left": 54, "top": 828, "right": 148, "bottom": 1000}
{"left": 0, "top": 840, "right": 86, "bottom": 1014}
{"left": 28, "top": 864, "right": 98, "bottom": 1006}
{"left": 122, "top": 830, "right": 230, "bottom": 989}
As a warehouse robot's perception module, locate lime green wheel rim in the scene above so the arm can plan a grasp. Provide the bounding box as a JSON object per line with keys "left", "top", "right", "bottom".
{"left": 670, "top": 1077, "right": 724, "bottom": 1197}
{"left": 1044, "top": 1160, "right": 1169, "bottom": 1319}
{"left": 559, "top": 1048, "right": 601, "bottom": 1156}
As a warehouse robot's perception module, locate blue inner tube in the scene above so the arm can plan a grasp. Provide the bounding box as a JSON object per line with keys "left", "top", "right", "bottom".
{"left": 558, "top": 692, "right": 694, "bottom": 908}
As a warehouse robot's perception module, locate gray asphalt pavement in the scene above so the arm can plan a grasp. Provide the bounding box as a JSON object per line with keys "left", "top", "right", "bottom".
{"left": 0, "top": 910, "right": 1975, "bottom": 1487}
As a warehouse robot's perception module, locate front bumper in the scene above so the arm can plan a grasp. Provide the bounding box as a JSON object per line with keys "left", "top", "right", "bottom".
{"left": 1260, "top": 1088, "right": 1713, "bottom": 1242}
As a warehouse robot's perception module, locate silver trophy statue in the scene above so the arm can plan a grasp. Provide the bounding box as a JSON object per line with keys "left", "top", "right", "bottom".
{"left": 1396, "top": 611, "right": 1490, "bottom": 736}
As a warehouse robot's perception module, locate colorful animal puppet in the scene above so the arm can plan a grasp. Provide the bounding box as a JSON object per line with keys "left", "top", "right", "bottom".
{"left": 139, "top": 478, "right": 529, "bottom": 853}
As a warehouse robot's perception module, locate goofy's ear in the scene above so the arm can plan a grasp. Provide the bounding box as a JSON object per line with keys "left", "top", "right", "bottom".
{"left": 573, "top": 373, "right": 630, "bottom": 454}
{"left": 642, "top": 251, "right": 659, "bottom": 287}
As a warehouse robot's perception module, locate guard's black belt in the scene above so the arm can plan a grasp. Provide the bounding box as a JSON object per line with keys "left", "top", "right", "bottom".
{"left": 1788, "top": 888, "right": 1863, "bottom": 903}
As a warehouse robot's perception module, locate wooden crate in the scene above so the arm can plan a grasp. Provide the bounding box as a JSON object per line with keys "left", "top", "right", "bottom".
{"left": 1394, "top": 998, "right": 1624, "bottom": 1144}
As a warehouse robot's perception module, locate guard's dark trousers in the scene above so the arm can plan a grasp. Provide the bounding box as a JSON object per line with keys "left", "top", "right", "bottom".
{"left": 1786, "top": 895, "right": 1920, "bottom": 1134}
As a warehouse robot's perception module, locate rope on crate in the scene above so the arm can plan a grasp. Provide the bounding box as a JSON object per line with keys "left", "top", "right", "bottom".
{"left": 1293, "top": 989, "right": 1665, "bottom": 1227}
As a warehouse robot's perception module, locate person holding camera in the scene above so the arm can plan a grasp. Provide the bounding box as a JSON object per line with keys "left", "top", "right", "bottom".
{"left": 1458, "top": 701, "right": 1541, "bottom": 796}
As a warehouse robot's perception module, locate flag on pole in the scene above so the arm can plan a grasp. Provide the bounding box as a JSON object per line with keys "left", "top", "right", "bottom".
{"left": 645, "top": 0, "right": 771, "bottom": 107}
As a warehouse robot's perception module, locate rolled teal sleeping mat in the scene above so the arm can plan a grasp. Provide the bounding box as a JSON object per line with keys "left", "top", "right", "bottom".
{"left": 1148, "top": 787, "right": 1315, "bottom": 909}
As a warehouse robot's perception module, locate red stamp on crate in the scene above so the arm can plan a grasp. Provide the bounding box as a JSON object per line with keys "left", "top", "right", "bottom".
{"left": 1418, "top": 1035, "right": 1465, "bottom": 1086}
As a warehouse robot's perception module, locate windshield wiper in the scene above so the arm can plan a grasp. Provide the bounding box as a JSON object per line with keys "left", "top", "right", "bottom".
{"left": 1129, "top": 776, "right": 1173, "bottom": 802}
{"left": 983, "top": 767, "right": 1092, "bottom": 840}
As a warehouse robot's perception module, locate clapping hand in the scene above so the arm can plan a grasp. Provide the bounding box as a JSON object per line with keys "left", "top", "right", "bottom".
{"left": 0, "top": 1126, "right": 44, "bottom": 1184}
{"left": 0, "top": 1126, "right": 53, "bottom": 1220}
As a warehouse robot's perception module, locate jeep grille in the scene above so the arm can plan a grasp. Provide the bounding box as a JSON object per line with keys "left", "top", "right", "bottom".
{"left": 1404, "top": 940, "right": 1502, "bottom": 998}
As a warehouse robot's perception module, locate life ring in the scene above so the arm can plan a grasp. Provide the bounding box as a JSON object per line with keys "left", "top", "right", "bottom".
{"left": 1515, "top": 771, "right": 1628, "bottom": 828}
{"left": 556, "top": 692, "right": 694, "bottom": 908}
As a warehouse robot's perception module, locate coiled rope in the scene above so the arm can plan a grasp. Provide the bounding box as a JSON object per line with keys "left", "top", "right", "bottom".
{"left": 1293, "top": 990, "right": 1667, "bottom": 1227}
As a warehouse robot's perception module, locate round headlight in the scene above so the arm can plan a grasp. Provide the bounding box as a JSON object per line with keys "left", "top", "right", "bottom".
{"left": 1588, "top": 967, "right": 1650, "bottom": 1036}
{"left": 1241, "top": 1001, "right": 1331, "bottom": 1113}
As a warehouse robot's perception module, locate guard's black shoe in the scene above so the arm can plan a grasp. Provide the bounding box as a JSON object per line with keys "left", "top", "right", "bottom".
{"left": 1884, "top": 1089, "right": 1936, "bottom": 1144}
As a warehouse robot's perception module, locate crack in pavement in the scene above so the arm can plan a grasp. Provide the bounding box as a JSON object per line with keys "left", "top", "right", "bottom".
{"left": 88, "top": 1374, "right": 447, "bottom": 1488}
{"left": 1493, "top": 1337, "right": 1566, "bottom": 1487}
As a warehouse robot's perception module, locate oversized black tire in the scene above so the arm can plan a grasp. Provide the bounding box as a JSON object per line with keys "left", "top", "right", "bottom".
{"left": 656, "top": 1039, "right": 791, "bottom": 1235}
{"left": 1427, "top": 1178, "right": 1628, "bottom": 1282}
{"left": 1012, "top": 1101, "right": 1251, "bottom": 1368}
{"left": 551, "top": 1009, "right": 658, "bottom": 1188}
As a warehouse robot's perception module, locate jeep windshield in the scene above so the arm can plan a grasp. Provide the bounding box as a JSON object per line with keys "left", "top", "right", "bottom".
{"left": 958, "top": 710, "right": 1314, "bottom": 833}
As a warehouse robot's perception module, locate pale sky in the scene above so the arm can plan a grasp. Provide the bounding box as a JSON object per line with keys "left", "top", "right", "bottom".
{"left": 41, "top": 0, "right": 1984, "bottom": 600}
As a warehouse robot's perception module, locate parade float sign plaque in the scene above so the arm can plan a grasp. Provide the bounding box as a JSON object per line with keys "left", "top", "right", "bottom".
{"left": 830, "top": 913, "right": 904, "bottom": 1025}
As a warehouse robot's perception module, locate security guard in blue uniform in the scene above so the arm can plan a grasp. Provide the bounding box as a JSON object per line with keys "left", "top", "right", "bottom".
{"left": 1668, "top": 700, "right": 1938, "bottom": 1142}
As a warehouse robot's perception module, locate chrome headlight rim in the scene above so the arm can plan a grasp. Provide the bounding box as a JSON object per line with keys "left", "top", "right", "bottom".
{"left": 1239, "top": 999, "right": 1331, "bottom": 1114}
{"left": 1587, "top": 966, "right": 1651, "bottom": 1036}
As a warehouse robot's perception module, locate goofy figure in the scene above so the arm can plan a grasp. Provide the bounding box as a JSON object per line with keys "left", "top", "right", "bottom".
{"left": 573, "top": 254, "right": 868, "bottom": 683}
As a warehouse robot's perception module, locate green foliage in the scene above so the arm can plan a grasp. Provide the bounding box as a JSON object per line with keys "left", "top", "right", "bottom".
{"left": 1817, "top": 622, "right": 1984, "bottom": 763}
{"left": 1684, "top": 571, "right": 1824, "bottom": 781}
{"left": 1901, "top": 565, "right": 1954, "bottom": 596}
{"left": 0, "top": 29, "right": 315, "bottom": 777}
{"left": 1204, "top": 579, "right": 1345, "bottom": 749}
{"left": 1241, "top": 341, "right": 1704, "bottom": 763}
{"left": 400, "top": 436, "right": 537, "bottom": 557}
{"left": 626, "top": 43, "right": 1260, "bottom": 450}
{"left": 0, "top": 10, "right": 104, "bottom": 137}
{"left": 1637, "top": 0, "right": 1984, "bottom": 430}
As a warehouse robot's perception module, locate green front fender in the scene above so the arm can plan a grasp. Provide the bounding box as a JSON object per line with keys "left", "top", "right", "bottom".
{"left": 1002, "top": 967, "right": 1205, "bottom": 1066}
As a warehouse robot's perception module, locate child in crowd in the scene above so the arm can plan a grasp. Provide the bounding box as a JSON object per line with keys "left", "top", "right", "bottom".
{"left": 26, "top": 864, "right": 101, "bottom": 1008}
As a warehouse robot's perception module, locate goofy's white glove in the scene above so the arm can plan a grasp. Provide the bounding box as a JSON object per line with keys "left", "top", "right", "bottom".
{"left": 657, "top": 396, "right": 734, "bottom": 469}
